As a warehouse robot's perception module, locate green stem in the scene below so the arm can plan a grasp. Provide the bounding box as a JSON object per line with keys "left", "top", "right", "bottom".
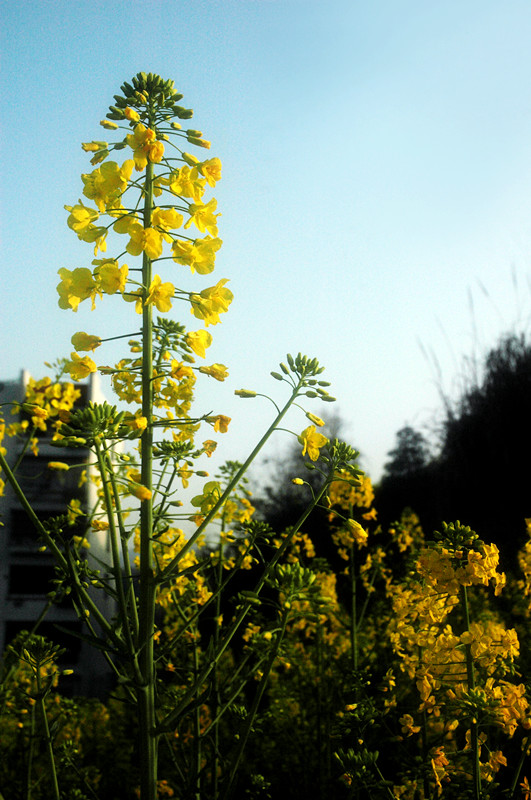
{"left": 138, "top": 157, "right": 158, "bottom": 800}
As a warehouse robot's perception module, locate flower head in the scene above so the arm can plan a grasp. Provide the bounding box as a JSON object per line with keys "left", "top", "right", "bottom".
{"left": 185, "top": 329, "right": 212, "bottom": 358}
{"left": 71, "top": 332, "right": 102, "bottom": 352}
{"left": 126, "top": 124, "right": 164, "bottom": 171}
{"left": 145, "top": 275, "right": 174, "bottom": 313}
{"left": 190, "top": 279, "right": 233, "bottom": 326}
{"left": 65, "top": 353, "right": 97, "bottom": 381}
{"left": 198, "top": 363, "right": 229, "bottom": 381}
{"left": 298, "top": 425, "right": 329, "bottom": 461}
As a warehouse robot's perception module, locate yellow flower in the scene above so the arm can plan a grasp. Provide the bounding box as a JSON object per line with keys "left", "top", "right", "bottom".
{"left": 169, "top": 360, "right": 194, "bottom": 380}
{"left": 145, "top": 275, "right": 174, "bottom": 313}
{"left": 166, "top": 165, "right": 206, "bottom": 201}
{"left": 292, "top": 478, "right": 305, "bottom": 485}
{"left": 198, "top": 363, "right": 229, "bottom": 381}
{"left": 72, "top": 535, "right": 90, "bottom": 549}
{"left": 71, "top": 331, "right": 102, "bottom": 353}
{"left": 113, "top": 212, "right": 140, "bottom": 235}
{"left": 185, "top": 329, "right": 212, "bottom": 358}
{"left": 207, "top": 414, "right": 231, "bottom": 432}
{"left": 126, "top": 223, "right": 163, "bottom": 260}
{"left": 124, "top": 107, "right": 140, "bottom": 122}
{"left": 82, "top": 140, "right": 108, "bottom": 152}
{"left": 190, "top": 279, "right": 233, "bottom": 326}
{"left": 148, "top": 140, "right": 165, "bottom": 163}
{"left": 172, "top": 236, "right": 222, "bottom": 274}
{"left": 123, "top": 289, "right": 143, "bottom": 314}
{"left": 65, "top": 353, "right": 97, "bottom": 381}
{"left": 81, "top": 160, "right": 134, "bottom": 212}
{"left": 306, "top": 412, "right": 325, "bottom": 427}
{"left": 399, "top": 714, "right": 421, "bottom": 737}
{"left": 93, "top": 260, "right": 129, "bottom": 294}
{"left": 91, "top": 519, "right": 110, "bottom": 530}
{"left": 65, "top": 202, "right": 99, "bottom": 235}
{"left": 202, "top": 439, "right": 217, "bottom": 457}
{"left": 67, "top": 498, "right": 84, "bottom": 524}
{"left": 57, "top": 267, "right": 97, "bottom": 311}
{"left": 298, "top": 425, "right": 329, "bottom": 461}
{"left": 191, "top": 480, "right": 221, "bottom": 513}
{"left": 130, "top": 482, "right": 152, "bottom": 501}
{"left": 124, "top": 413, "right": 148, "bottom": 432}
{"left": 184, "top": 198, "right": 220, "bottom": 236}
{"left": 152, "top": 207, "right": 184, "bottom": 241}
{"left": 47, "top": 462, "right": 70, "bottom": 471}
{"left": 346, "top": 518, "right": 368, "bottom": 547}
{"left": 199, "top": 157, "right": 222, "bottom": 187}
{"left": 126, "top": 124, "right": 163, "bottom": 170}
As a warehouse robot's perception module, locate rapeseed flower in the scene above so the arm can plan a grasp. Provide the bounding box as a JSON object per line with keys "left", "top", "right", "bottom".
{"left": 126, "top": 223, "right": 163, "bottom": 260}
{"left": 184, "top": 198, "right": 220, "bottom": 236}
{"left": 298, "top": 425, "right": 328, "bottom": 461}
{"left": 126, "top": 123, "right": 164, "bottom": 170}
{"left": 145, "top": 276, "right": 174, "bottom": 312}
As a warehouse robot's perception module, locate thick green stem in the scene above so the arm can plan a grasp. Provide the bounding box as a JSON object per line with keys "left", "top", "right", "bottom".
{"left": 138, "top": 158, "right": 158, "bottom": 800}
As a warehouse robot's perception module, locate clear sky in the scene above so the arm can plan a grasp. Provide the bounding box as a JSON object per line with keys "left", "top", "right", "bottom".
{"left": 3, "top": 0, "right": 531, "bottom": 482}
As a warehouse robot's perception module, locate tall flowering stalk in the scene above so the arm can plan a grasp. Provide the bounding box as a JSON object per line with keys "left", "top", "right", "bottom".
{"left": 62, "top": 75, "right": 227, "bottom": 798}
{"left": 0, "top": 73, "right": 362, "bottom": 799}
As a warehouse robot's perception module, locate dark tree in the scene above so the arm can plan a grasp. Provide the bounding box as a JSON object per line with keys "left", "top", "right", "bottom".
{"left": 382, "top": 425, "right": 430, "bottom": 479}
{"left": 376, "top": 333, "right": 531, "bottom": 563}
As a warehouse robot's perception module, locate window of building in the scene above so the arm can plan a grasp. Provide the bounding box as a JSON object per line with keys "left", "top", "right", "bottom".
{"left": 8, "top": 564, "right": 57, "bottom": 596}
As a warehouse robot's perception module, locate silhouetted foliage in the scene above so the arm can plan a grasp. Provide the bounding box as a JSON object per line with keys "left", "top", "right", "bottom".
{"left": 376, "top": 333, "right": 531, "bottom": 563}
{"left": 382, "top": 425, "right": 430, "bottom": 479}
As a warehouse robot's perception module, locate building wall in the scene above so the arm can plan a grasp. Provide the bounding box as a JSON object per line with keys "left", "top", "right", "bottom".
{"left": 0, "top": 371, "right": 117, "bottom": 696}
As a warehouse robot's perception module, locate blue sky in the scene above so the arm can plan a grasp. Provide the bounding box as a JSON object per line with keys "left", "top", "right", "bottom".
{"left": 3, "top": 0, "right": 531, "bottom": 481}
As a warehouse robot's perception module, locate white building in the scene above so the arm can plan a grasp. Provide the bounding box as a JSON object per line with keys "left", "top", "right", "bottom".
{"left": 0, "top": 370, "right": 117, "bottom": 696}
